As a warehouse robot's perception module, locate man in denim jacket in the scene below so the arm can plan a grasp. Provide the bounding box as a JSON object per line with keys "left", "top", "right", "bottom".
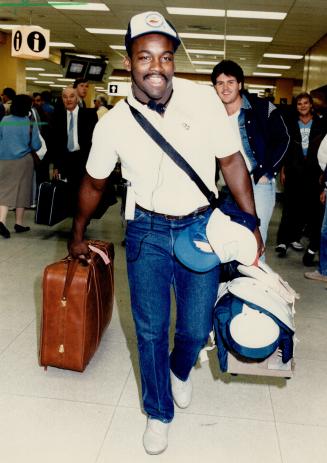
{"left": 211, "top": 60, "right": 290, "bottom": 251}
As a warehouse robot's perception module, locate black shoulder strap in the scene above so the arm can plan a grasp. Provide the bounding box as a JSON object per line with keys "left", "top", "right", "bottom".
{"left": 126, "top": 101, "right": 218, "bottom": 209}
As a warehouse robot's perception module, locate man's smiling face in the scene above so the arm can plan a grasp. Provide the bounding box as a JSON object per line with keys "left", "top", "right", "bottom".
{"left": 124, "top": 33, "right": 175, "bottom": 104}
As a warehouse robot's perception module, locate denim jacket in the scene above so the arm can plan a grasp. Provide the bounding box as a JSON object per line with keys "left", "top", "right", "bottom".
{"left": 239, "top": 93, "right": 290, "bottom": 184}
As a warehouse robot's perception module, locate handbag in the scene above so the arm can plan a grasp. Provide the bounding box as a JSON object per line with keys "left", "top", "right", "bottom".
{"left": 127, "top": 102, "right": 258, "bottom": 271}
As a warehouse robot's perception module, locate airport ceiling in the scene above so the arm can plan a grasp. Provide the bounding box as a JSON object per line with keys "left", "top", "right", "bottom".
{"left": 0, "top": 0, "right": 327, "bottom": 90}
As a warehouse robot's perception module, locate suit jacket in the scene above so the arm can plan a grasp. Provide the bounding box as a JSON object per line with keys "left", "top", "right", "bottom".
{"left": 49, "top": 106, "right": 97, "bottom": 179}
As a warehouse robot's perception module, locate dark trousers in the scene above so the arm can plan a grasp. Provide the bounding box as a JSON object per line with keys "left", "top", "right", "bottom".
{"left": 277, "top": 176, "right": 324, "bottom": 251}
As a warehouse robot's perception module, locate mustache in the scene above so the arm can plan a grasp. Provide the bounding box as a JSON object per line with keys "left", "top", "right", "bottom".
{"left": 143, "top": 73, "right": 167, "bottom": 81}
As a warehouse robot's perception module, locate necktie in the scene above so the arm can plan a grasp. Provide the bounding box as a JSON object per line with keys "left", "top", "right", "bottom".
{"left": 67, "top": 112, "right": 74, "bottom": 152}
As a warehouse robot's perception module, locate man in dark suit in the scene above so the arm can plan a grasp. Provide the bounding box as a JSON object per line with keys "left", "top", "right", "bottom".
{"left": 50, "top": 86, "right": 98, "bottom": 211}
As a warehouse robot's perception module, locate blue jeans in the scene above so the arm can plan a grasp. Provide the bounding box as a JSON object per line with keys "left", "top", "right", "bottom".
{"left": 252, "top": 178, "right": 276, "bottom": 247}
{"left": 319, "top": 199, "right": 327, "bottom": 275}
{"left": 125, "top": 208, "right": 220, "bottom": 423}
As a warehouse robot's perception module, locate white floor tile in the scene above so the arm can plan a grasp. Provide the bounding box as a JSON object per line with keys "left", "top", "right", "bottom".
{"left": 295, "top": 316, "right": 327, "bottom": 361}
{"left": 0, "top": 306, "right": 35, "bottom": 331}
{"left": 270, "top": 358, "right": 327, "bottom": 426}
{"left": 0, "top": 323, "right": 133, "bottom": 405}
{"left": 109, "top": 299, "right": 137, "bottom": 342}
{"left": 119, "top": 359, "right": 275, "bottom": 421}
{"left": 294, "top": 287, "right": 327, "bottom": 320}
{"left": 97, "top": 406, "right": 282, "bottom": 463}
{"left": 0, "top": 393, "right": 114, "bottom": 463}
{"left": 0, "top": 328, "right": 20, "bottom": 354}
{"left": 277, "top": 422, "right": 327, "bottom": 463}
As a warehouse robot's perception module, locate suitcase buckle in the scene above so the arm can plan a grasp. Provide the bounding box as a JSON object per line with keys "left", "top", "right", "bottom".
{"left": 61, "top": 297, "right": 67, "bottom": 307}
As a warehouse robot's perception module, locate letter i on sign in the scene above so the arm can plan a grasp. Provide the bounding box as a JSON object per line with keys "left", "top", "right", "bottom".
{"left": 33, "top": 33, "right": 39, "bottom": 52}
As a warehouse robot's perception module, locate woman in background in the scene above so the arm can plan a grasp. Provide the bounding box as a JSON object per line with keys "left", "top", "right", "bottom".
{"left": 0, "top": 94, "right": 41, "bottom": 238}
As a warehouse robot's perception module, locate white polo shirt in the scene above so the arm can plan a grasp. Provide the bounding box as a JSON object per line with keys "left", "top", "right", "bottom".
{"left": 87, "top": 77, "right": 239, "bottom": 216}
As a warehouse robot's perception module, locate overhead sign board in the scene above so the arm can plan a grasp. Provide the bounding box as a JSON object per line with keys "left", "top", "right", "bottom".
{"left": 11, "top": 25, "right": 50, "bottom": 60}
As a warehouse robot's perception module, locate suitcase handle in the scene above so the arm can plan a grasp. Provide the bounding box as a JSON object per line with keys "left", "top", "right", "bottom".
{"left": 61, "top": 259, "right": 79, "bottom": 306}
{"left": 61, "top": 242, "right": 111, "bottom": 305}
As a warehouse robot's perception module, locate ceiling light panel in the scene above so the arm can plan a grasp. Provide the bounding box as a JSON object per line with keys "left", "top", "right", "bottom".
{"left": 248, "top": 90, "right": 265, "bottom": 95}
{"left": 227, "top": 35, "right": 272, "bottom": 42}
{"left": 86, "top": 28, "right": 125, "bottom": 35}
{"left": 192, "top": 61, "right": 219, "bottom": 65}
{"left": 74, "top": 54, "right": 101, "bottom": 59}
{"left": 186, "top": 49, "right": 224, "bottom": 55}
{"left": 166, "top": 8, "right": 286, "bottom": 20}
{"left": 263, "top": 53, "right": 303, "bottom": 59}
{"left": 253, "top": 72, "right": 282, "bottom": 76}
{"left": 227, "top": 11, "right": 287, "bottom": 20}
{"left": 39, "top": 73, "right": 63, "bottom": 77}
{"left": 49, "top": 2, "right": 109, "bottom": 11}
{"left": 180, "top": 33, "right": 272, "bottom": 42}
{"left": 166, "top": 7, "right": 225, "bottom": 17}
{"left": 258, "top": 64, "right": 291, "bottom": 69}
{"left": 109, "top": 45, "right": 126, "bottom": 50}
{"left": 49, "top": 42, "right": 75, "bottom": 47}
{"left": 108, "top": 76, "right": 127, "bottom": 81}
{"left": 248, "top": 84, "right": 276, "bottom": 89}
{"left": 179, "top": 33, "right": 224, "bottom": 40}
{"left": 195, "top": 69, "right": 213, "bottom": 74}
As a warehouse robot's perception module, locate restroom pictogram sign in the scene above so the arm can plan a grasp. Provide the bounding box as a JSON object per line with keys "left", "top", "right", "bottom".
{"left": 11, "top": 26, "right": 49, "bottom": 59}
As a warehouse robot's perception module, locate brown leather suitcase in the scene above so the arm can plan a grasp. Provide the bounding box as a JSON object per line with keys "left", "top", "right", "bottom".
{"left": 39, "top": 240, "right": 114, "bottom": 372}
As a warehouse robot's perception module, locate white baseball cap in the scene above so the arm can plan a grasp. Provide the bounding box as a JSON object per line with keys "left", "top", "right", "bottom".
{"left": 125, "top": 11, "right": 181, "bottom": 54}
{"left": 206, "top": 208, "right": 258, "bottom": 266}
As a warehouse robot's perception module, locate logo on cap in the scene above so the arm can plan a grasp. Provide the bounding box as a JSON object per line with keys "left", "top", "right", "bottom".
{"left": 145, "top": 12, "right": 164, "bottom": 28}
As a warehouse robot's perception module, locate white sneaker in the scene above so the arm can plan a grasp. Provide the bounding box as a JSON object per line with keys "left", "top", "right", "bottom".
{"left": 170, "top": 370, "right": 192, "bottom": 409}
{"left": 304, "top": 270, "right": 327, "bottom": 282}
{"left": 290, "top": 241, "right": 304, "bottom": 251}
{"left": 143, "top": 418, "right": 169, "bottom": 455}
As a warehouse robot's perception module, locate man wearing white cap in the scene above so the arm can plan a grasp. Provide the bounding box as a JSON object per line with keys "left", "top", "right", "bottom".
{"left": 69, "top": 10, "right": 263, "bottom": 455}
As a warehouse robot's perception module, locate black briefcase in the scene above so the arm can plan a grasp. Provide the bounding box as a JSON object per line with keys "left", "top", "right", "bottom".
{"left": 35, "top": 180, "right": 71, "bottom": 226}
